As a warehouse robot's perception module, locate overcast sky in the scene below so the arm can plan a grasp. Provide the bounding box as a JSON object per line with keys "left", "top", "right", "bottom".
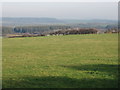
{"left": 2, "top": 2, "right": 118, "bottom": 20}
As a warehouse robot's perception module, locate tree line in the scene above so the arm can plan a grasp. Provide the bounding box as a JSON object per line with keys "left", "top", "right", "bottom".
{"left": 2, "top": 25, "right": 71, "bottom": 35}
{"left": 2, "top": 24, "right": 119, "bottom": 37}
{"left": 49, "top": 28, "right": 98, "bottom": 35}
{"left": 6, "top": 28, "right": 99, "bottom": 38}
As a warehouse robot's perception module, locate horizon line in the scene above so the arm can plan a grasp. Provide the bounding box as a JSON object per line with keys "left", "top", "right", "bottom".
{"left": 1, "top": 17, "right": 118, "bottom": 21}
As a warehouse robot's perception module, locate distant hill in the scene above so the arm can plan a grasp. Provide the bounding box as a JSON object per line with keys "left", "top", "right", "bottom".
{"left": 2, "top": 17, "right": 65, "bottom": 26}
{"left": 1, "top": 17, "right": 117, "bottom": 26}
{"left": 62, "top": 19, "right": 117, "bottom": 24}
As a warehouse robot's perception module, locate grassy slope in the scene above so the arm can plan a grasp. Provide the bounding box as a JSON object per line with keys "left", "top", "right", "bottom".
{"left": 2, "top": 34, "right": 118, "bottom": 88}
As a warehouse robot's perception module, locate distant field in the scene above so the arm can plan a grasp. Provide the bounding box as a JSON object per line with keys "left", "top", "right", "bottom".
{"left": 2, "top": 34, "right": 118, "bottom": 88}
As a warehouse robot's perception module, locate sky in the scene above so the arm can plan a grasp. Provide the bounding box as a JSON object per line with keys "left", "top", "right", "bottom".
{"left": 1, "top": 2, "right": 118, "bottom": 20}
{"left": 0, "top": 0, "right": 119, "bottom": 2}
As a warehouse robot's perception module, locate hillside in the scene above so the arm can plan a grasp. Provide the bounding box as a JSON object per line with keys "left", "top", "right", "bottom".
{"left": 2, "top": 17, "right": 117, "bottom": 26}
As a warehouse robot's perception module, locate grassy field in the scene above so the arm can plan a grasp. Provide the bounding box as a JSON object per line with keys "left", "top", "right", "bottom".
{"left": 2, "top": 34, "right": 118, "bottom": 88}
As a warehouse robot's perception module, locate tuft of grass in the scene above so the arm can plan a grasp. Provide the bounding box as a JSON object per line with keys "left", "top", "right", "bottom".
{"left": 2, "top": 34, "right": 118, "bottom": 88}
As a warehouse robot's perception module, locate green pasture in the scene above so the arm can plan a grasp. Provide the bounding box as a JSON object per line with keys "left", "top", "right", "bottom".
{"left": 2, "top": 34, "right": 118, "bottom": 88}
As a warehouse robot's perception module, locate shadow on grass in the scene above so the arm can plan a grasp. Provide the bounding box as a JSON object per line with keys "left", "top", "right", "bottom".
{"left": 3, "top": 64, "right": 118, "bottom": 88}
{"left": 60, "top": 64, "right": 119, "bottom": 75}
{"left": 3, "top": 76, "right": 118, "bottom": 88}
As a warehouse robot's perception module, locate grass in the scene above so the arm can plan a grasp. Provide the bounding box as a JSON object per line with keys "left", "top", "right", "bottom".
{"left": 2, "top": 34, "right": 118, "bottom": 88}
{"left": 0, "top": 37, "right": 2, "bottom": 89}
